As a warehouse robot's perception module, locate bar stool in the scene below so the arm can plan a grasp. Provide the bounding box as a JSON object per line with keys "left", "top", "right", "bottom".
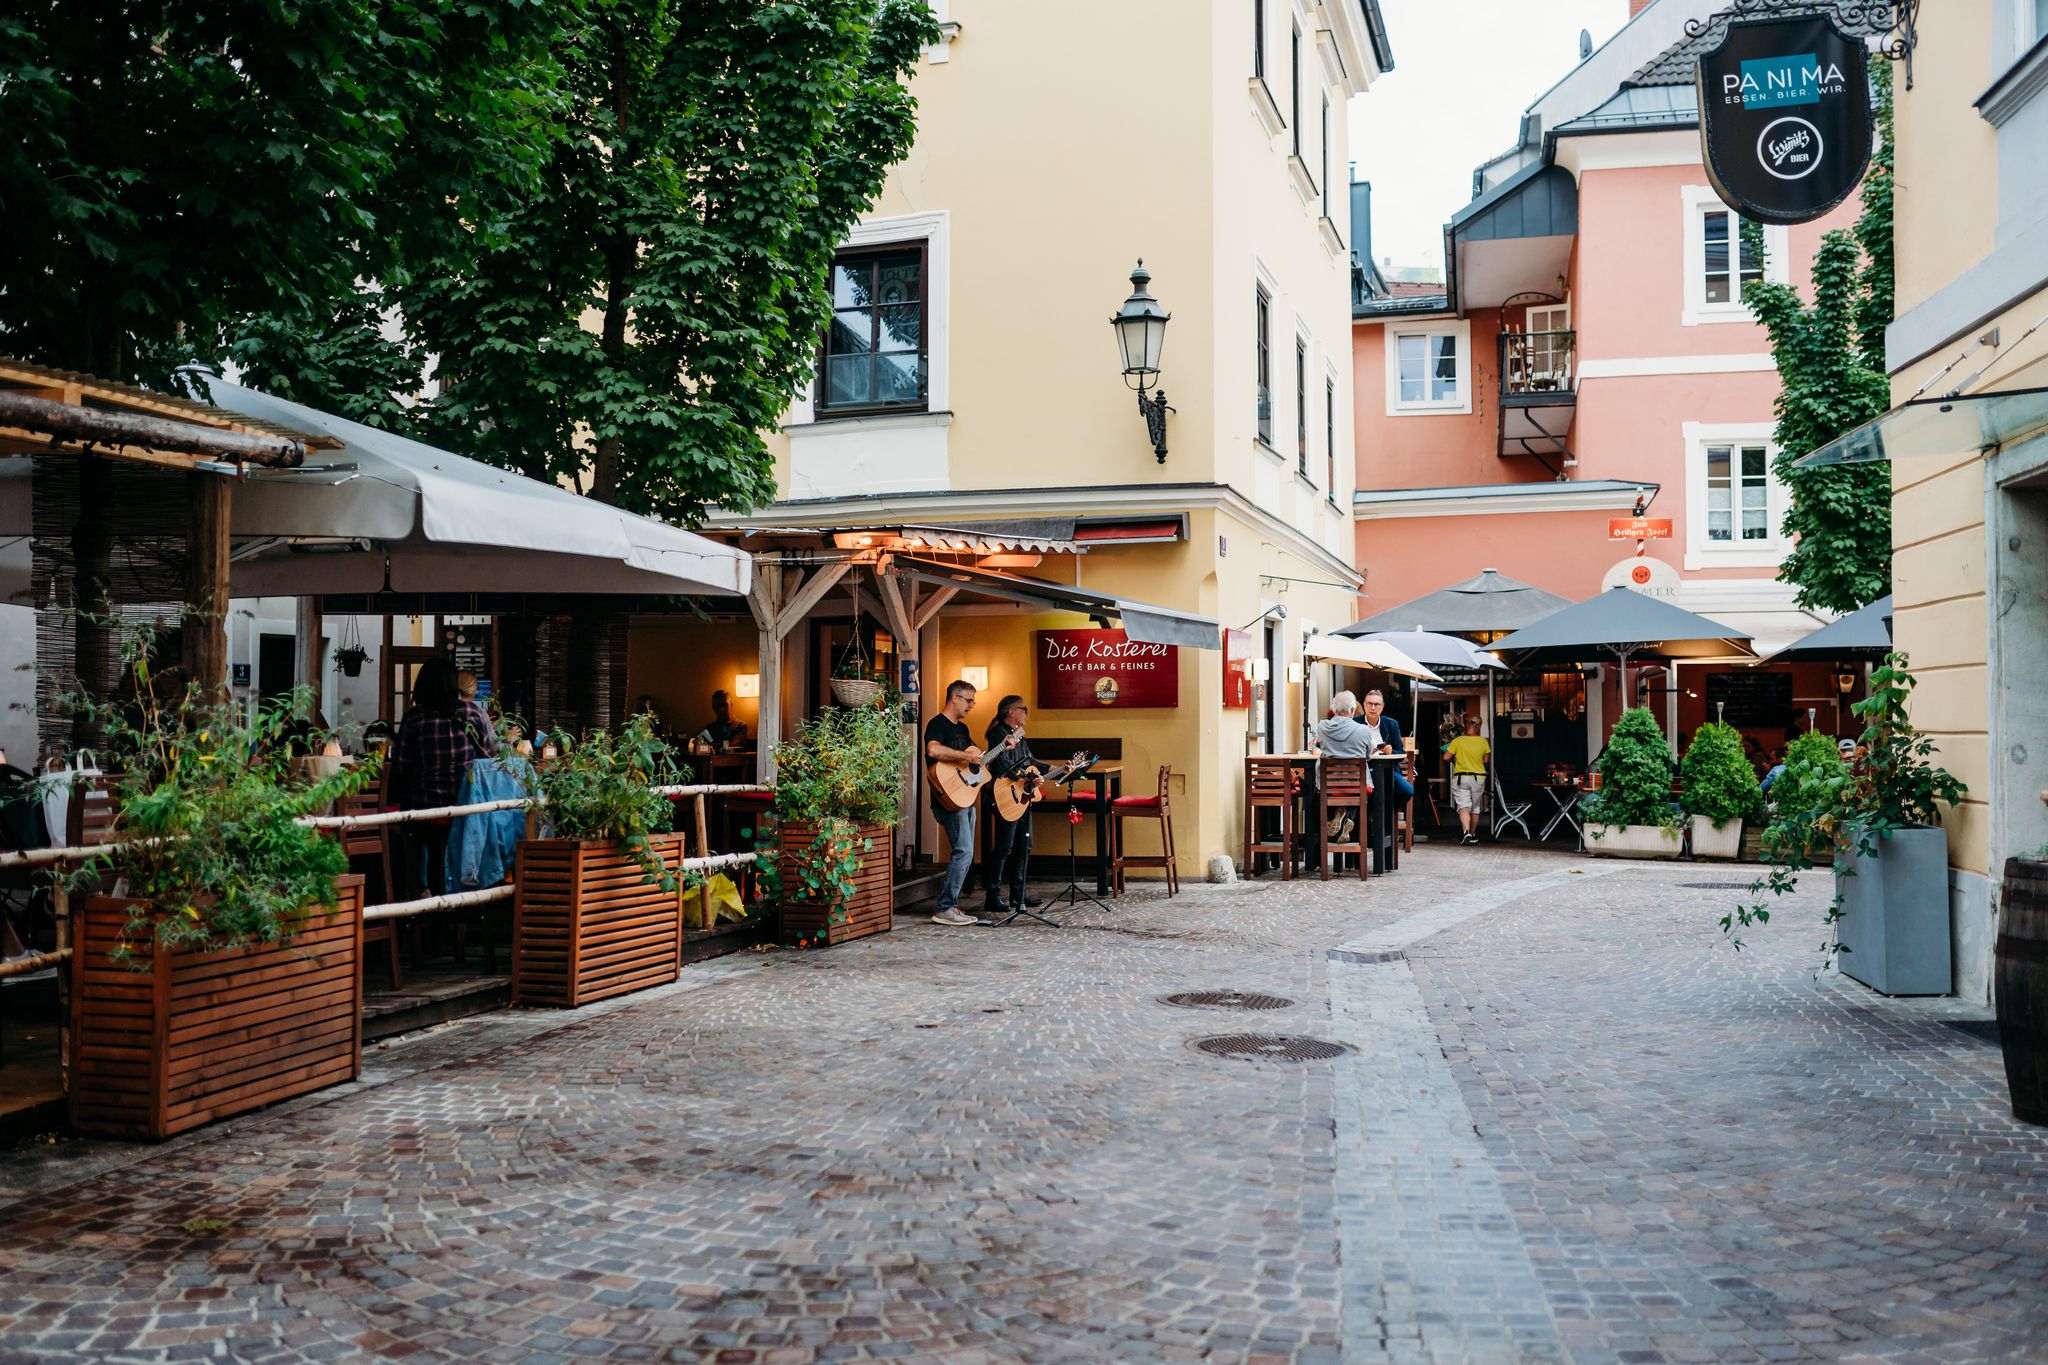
{"left": 1316, "top": 758, "right": 1369, "bottom": 880}
{"left": 1243, "top": 758, "right": 1300, "bottom": 879}
{"left": 1397, "top": 752, "right": 1417, "bottom": 853}
{"left": 1111, "top": 764, "right": 1179, "bottom": 897}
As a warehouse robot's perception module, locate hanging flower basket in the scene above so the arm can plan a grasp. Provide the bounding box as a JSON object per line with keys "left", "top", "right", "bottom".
{"left": 335, "top": 647, "right": 369, "bottom": 678}
{"left": 830, "top": 677, "right": 882, "bottom": 707}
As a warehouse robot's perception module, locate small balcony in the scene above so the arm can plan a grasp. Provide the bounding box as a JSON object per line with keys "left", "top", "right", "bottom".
{"left": 1497, "top": 330, "right": 1576, "bottom": 468}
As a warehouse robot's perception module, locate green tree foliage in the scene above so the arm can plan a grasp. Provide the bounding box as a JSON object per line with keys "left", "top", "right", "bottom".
{"left": 1585, "top": 707, "right": 1676, "bottom": 829}
{"left": 1741, "top": 63, "right": 1894, "bottom": 614}
{"left": 241, "top": 0, "right": 940, "bottom": 524}
{"left": 1766, "top": 729, "right": 1848, "bottom": 834}
{"left": 0, "top": 1, "right": 576, "bottom": 384}
{"left": 1679, "top": 721, "right": 1761, "bottom": 828}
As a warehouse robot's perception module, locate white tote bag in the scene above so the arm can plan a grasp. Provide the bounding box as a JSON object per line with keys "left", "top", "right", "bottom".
{"left": 38, "top": 748, "right": 100, "bottom": 846}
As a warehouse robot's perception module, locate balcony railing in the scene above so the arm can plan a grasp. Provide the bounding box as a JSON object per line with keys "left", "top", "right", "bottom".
{"left": 1499, "top": 330, "right": 1576, "bottom": 399}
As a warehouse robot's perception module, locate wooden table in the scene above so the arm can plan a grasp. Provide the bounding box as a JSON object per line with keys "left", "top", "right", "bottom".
{"left": 1082, "top": 761, "right": 1123, "bottom": 895}
{"left": 1246, "top": 752, "right": 1403, "bottom": 876}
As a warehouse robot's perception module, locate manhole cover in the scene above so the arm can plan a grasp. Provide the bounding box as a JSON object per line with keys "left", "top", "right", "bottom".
{"left": 1679, "top": 881, "right": 1753, "bottom": 889}
{"left": 1161, "top": 990, "right": 1294, "bottom": 1011}
{"left": 1191, "top": 1034, "right": 1349, "bottom": 1063}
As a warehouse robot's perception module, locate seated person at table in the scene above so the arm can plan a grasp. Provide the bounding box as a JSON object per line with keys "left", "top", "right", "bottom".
{"left": 1311, "top": 692, "right": 1375, "bottom": 849}
{"left": 1359, "top": 689, "right": 1414, "bottom": 805}
{"left": 389, "top": 657, "right": 498, "bottom": 895}
{"left": 1443, "top": 714, "right": 1492, "bottom": 846}
{"left": 695, "top": 690, "right": 747, "bottom": 748}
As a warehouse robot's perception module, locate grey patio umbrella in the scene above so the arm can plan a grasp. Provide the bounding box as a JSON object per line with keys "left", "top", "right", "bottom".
{"left": 1339, "top": 568, "right": 1574, "bottom": 638}
{"left": 1765, "top": 594, "right": 1892, "bottom": 662}
{"left": 1353, "top": 630, "right": 1504, "bottom": 733}
{"left": 1493, "top": 586, "right": 1756, "bottom": 699}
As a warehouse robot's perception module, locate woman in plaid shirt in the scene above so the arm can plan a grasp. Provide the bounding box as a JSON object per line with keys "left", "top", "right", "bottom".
{"left": 389, "top": 658, "right": 496, "bottom": 893}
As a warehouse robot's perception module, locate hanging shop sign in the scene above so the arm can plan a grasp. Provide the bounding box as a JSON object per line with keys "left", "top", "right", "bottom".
{"left": 1608, "top": 517, "right": 1673, "bottom": 542}
{"left": 1036, "top": 629, "right": 1180, "bottom": 709}
{"left": 1222, "top": 628, "right": 1255, "bottom": 710}
{"left": 1695, "top": 14, "right": 1872, "bottom": 225}
{"left": 1601, "top": 555, "right": 1682, "bottom": 603}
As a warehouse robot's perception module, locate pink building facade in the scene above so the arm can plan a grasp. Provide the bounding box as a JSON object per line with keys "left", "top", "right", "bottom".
{"left": 1348, "top": 0, "right": 1874, "bottom": 774}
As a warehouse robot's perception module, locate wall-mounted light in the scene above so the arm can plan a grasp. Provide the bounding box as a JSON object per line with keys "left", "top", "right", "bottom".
{"left": 733, "top": 673, "right": 760, "bottom": 699}
{"left": 1111, "top": 259, "right": 1174, "bottom": 462}
{"left": 959, "top": 666, "right": 989, "bottom": 692}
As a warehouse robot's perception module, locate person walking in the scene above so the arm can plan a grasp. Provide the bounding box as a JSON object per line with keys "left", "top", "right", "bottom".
{"left": 923, "top": 679, "right": 1003, "bottom": 926}
{"left": 1443, "top": 713, "right": 1492, "bottom": 845}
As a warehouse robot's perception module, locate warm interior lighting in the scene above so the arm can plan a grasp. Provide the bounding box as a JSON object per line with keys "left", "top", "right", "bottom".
{"left": 733, "top": 673, "right": 760, "bottom": 698}
{"left": 959, "top": 666, "right": 989, "bottom": 691}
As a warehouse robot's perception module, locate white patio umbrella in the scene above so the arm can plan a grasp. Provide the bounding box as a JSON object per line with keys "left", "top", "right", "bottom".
{"left": 1298, "top": 634, "right": 1441, "bottom": 751}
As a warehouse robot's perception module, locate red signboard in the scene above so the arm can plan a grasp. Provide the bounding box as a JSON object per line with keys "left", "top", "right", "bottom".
{"left": 1222, "top": 628, "right": 1254, "bottom": 710}
{"left": 1608, "top": 517, "right": 1673, "bottom": 541}
{"left": 1036, "top": 629, "right": 1180, "bottom": 709}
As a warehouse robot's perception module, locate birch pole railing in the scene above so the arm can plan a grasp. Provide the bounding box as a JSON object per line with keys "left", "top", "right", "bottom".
{"left": 0, "top": 781, "right": 774, "bottom": 976}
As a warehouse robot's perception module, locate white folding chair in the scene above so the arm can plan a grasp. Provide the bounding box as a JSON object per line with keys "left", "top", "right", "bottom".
{"left": 1489, "top": 770, "right": 1533, "bottom": 841}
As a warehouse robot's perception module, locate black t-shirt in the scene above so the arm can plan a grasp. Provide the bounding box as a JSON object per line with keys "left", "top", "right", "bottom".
{"left": 924, "top": 714, "right": 973, "bottom": 813}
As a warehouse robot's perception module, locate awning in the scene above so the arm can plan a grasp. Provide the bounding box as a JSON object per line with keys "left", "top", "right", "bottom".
{"left": 1794, "top": 387, "right": 2048, "bottom": 467}
{"left": 1449, "top": 163, "right": 1578, "bottom": 311}
{"left": 737, "top": 520, "right": 1085, "bottom": 556}
{"left": 896, "top": 557, "right": 1220, "bottom": 649}
{"left": 1494, "top": 586, "right": 1756, "bottom": 663}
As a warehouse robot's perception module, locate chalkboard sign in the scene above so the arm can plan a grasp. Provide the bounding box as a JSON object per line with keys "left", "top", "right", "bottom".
{"left": 1705, "top": 671, "right": 1793, "bottom": 726}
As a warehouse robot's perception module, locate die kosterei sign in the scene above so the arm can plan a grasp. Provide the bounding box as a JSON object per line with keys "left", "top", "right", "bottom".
{"left": 1036, "top": 629, "right": 1179, "bottom": 709}
{"left": 1695, "top": 15, "right": 1872, "bottom": 225}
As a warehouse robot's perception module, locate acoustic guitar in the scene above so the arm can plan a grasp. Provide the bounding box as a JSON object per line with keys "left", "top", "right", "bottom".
{"left": 993, "top": 752, "right": 1094, "bottom": 822}
{"left": 927, "top": 756, "right": 989, "bottom": 812}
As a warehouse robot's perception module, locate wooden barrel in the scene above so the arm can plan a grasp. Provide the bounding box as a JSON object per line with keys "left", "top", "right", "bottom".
{"left": 1995, "top": 857, "right": 2048, "bottom": 1126}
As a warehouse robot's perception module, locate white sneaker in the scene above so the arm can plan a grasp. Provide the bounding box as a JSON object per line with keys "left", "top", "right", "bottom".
{"left": 932, "top": 908, "right": 983, "bottom": 926}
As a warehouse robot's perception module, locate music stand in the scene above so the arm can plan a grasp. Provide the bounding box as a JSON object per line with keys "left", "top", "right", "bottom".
{"left": 1010, "top": 758, "right": 1105, "bottom": 922}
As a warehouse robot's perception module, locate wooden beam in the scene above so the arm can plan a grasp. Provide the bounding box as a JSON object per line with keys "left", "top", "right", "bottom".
{"left": 182, "top": 472, "right": 232, "bottom": 697}
{"left": 0, "top": 392, "right": 306, "bottom": 467}
{"left": 297, "top": 597, "right": 324, "bottom": 717}
{"left": 913, "top": 585, "right": 958, "bottom": 631}
{"left": 872, "top": 565, "right": 916, "bottom": 645}
{"left": 773, "top": 559, "right": 852, "bottom": 642}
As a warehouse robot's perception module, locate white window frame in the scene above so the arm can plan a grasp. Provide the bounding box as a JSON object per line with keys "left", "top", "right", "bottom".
{"left": 1384, "top": 319, "right": 1472, "bottom": 416}
{"left": 1680, "top": 185, "right": 1790, "bottom": 327}
{"left": 789, "top": 211, "right": 949, "bottom": 426}
{"left": 1683, "top": 420, "right": 1790, "bottom": 568}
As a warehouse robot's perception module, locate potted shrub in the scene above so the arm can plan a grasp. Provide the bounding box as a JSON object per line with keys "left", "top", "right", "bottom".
{"left": 774, "top": 698, "right": 906, "bottom": 947}
{"left": 1581, "top": 707, "right": 1682, "bottom": 858}
{"left": 1726, "top": 654, "right": 1965, "bottom": 995}
{"left": 63, "top": 663, "right": 376, "bottom": 1141}
{"left": 1680, "top": 721, "right": 1760, "bottom": 860}
{"left": 511, "top": 713, "right": 696, "bottom": 1007}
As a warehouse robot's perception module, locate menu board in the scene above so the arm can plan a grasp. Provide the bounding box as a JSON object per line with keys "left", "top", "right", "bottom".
{"left": 1705, "top": 670, "right": 1793, "bottom": 726}
{"left": 440, "top": 620, "right": 492, "bottom": 678}
{"left": 1036, "top": 629, "right": 1179, "bottom": 709}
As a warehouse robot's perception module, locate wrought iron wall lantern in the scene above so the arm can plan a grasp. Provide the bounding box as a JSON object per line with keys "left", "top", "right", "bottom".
{"left": 1111, "top": 260, "right": 1174, "bottom": 462}
{"left": 1685, "top": 0, "right": 1920, "bottom": 88}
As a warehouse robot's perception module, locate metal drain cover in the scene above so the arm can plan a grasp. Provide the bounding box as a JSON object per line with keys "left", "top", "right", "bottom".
{"left": 1679, "top": 881, "right": 1753, "bottom": 889}
{"left": 1161, "top": 990, "right": 1294, "bottom": 1011}
{"left": 1192, "top": 1034, "right": 1349, "bottom": 1063}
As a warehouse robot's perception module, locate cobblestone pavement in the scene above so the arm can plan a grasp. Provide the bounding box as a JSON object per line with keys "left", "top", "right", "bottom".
{"left": 1, "top": 848, "right": 2043, "bottom": 1364}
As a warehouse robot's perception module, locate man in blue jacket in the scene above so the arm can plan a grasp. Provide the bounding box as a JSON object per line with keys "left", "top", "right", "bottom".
{"left": 1362, "top": 689, "right": 1415, "bottom": 806}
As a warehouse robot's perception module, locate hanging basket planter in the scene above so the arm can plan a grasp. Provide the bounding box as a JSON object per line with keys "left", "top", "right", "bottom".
{"left": 829, "top": 677, "right": 883, "bottom": 708}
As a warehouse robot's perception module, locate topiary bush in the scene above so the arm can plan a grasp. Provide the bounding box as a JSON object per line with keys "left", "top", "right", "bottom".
{"left": 1765, "top": 729, "right": 1846, "bottom": 836}
{"left": 1582, "top": 706, "right": 1677, "bottom": 829}
{"left": 1680, "top": 721, "right": 1761, "bottom": 829}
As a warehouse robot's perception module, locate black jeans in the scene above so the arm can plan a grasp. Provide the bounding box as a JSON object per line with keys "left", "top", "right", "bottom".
{"left": 985, "top": 810, "right": 1033, "bottom": 903}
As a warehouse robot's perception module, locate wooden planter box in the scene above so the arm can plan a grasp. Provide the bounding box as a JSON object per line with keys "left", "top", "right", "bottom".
{"left": 69, "top": 875, "right": 365, "bottom": 1141}
{"left": 779, "top": 820, "right": 893, "bottom": 947}
{"left": 512, "top": 833, "right": 687, "bottom": 1008}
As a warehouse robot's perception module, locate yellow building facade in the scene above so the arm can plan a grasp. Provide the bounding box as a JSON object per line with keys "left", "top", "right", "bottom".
{"left": 1886, "top": 0, "right": 2048, "bottom": 1000}
{"left": 697, "top": 1, "right": 1393, "bottom": 880}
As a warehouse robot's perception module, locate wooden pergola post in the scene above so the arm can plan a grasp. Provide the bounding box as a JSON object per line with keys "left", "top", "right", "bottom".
{"left": 181, "top": 471, "right": 232, "bottom": 697}
{"left": 746, "top": 551, "right": 851, "bottom": 784}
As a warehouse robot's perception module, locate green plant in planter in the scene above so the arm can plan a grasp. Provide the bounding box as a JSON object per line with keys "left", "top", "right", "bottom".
{"left": 772, "top": 698, "right": 907, "bottom": 923}
{"left": 1680, "top": 722, "right": 1761, "bottom": 830}
{"left": 1724, "top": 653, "right": 1965, "bottom": 948}
{"left": 527, "top": 712, "right": 692, "bottom": 890}
{"left": 59, "top": 651, "right": 378, "bottom": 962}
{"left": 1581, "top": 707, "right": 1679, "bottom": 832}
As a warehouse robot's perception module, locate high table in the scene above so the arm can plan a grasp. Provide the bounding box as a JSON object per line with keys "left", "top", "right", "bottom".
{"left": 1243, "top": 753, "right": 1403, "bottom": 876}
{"left": 1084, "top": 761, "right": 1124, "bottom": 894}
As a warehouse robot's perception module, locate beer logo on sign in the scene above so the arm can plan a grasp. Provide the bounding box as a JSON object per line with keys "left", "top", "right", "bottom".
{"left": 1758, "top": 116, "right": 1823, "bottom": 180}
{"left": 1093, "top": 676, "right": 1119, "bottom": 706}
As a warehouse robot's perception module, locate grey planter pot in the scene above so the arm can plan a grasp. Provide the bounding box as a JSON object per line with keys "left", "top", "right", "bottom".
{"left": 1834, "top": 825, "right": 1951, "bottom": 996}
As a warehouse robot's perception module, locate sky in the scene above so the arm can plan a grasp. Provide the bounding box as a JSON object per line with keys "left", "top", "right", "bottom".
{"left": 1348, "top": 0, "right": 1633, "bottom": 272}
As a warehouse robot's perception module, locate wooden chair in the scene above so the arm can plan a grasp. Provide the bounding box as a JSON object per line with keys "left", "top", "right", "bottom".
{"left": 1397, "top": 752, "right": 1416, "bottom": 853}
{"left": 1243, "top": 758, "right": 1299, "bottom": 880}
{"left": 1111, "top": 764, "right": 1179, "bottom": 897}
{"left": 337, "top": 768, "right": 402, "bottom": 989}
{"left": 1316, "top": 759, "right": 1369, "bottom": 880}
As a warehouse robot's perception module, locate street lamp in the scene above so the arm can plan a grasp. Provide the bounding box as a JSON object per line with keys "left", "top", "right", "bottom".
{"left": 1110, "top": 259, "right": 1173, "bottom": 462}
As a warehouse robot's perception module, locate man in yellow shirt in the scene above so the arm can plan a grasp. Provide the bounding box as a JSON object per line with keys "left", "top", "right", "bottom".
{"left": 1442, "top": 713, "right": 1492, "bottom": 845}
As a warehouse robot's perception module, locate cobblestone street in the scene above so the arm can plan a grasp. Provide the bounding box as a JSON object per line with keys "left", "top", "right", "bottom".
{"left": 2, "top": 847, "right": 2043, "bottom": 1364}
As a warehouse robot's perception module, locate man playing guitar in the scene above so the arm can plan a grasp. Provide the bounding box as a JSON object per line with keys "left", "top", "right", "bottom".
{"left": 983, "top": 696, "right": 1088, "bottom": 919}
{"left": 924, "top": 679, "right": 998, "bottom": 926}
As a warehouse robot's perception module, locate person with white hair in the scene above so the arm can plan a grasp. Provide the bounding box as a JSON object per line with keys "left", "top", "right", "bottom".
{"left": 1309, "top": 690, "right": 1376, "bottom": 854}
